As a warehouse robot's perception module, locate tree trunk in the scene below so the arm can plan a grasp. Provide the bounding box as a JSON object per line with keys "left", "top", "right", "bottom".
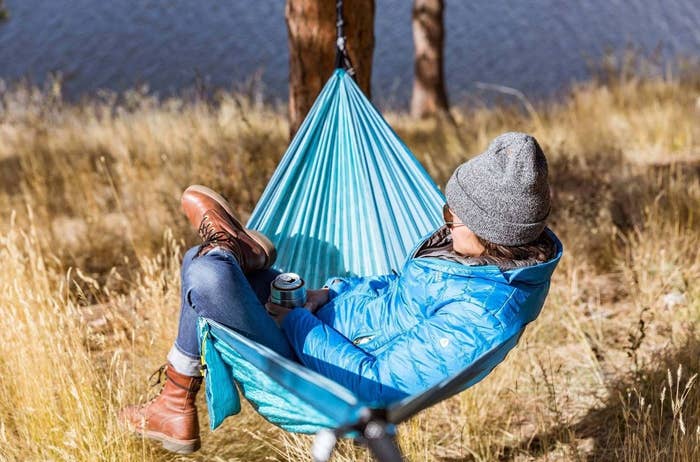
{"left": 410, "top": 0, "right": 449, "bottom": 118}
{"left": 0, "top": 0, "right": 9, "bottom": 22}
{"left": 286, "top": 0, "right": 375, "bottom": 137}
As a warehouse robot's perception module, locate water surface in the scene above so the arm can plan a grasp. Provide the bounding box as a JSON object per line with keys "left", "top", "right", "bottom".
{"left": 0, "top": 0, "right": 698, "bottom": 106}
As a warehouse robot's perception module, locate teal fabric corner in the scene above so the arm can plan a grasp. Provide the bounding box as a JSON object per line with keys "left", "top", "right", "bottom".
{"left": 200, "top": 321, "right": 241, "bottom": 430}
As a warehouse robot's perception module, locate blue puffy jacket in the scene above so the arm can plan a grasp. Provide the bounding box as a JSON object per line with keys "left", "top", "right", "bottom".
{"left": 281, "top": 228, "right": 562, "bottom": 405}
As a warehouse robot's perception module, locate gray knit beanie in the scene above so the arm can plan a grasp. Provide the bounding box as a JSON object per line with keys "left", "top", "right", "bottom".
{"left": 444, "top": 132, "right": 550, "bottom": 246}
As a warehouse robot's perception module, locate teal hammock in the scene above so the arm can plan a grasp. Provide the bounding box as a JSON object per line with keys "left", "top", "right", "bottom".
{"left": 198, "top": 69, "right": 525, "bottom": 461}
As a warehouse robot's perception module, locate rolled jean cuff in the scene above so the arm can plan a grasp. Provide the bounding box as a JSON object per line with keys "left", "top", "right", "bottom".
{"left": 167, "top": 344, "right": 202, "bottom": 377}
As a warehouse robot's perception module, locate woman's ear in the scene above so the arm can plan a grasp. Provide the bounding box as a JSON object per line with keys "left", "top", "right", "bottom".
{"left": 452, "top": 226, "right": 486, "bottom": 257}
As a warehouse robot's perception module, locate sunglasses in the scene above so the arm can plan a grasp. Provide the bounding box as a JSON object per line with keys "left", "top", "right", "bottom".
{"left": 442, "top": 204, "right": 466, "bottom": 229}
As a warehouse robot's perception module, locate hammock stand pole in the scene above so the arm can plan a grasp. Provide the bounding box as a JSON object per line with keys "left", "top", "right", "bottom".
{"left": 312, "top": 410, "right": 403, "bottom": 462}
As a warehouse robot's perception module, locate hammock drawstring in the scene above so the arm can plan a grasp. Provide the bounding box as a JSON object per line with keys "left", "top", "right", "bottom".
{"left": 334, "top": 0, "right": 355, "bottom": 76}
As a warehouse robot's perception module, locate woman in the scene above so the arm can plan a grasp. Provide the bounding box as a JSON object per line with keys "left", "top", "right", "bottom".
{"left": 120, "top": 132, "right": 562, "bottom": 454}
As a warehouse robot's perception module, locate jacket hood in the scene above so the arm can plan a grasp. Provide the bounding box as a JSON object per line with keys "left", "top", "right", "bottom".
{"left": 405, "top": 228, "right": 563, "bottom": 286}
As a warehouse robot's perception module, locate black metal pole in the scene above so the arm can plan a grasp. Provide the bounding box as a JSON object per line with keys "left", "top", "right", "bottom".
{"left": 363, "top": 421, "right": 404, "bottom": 462}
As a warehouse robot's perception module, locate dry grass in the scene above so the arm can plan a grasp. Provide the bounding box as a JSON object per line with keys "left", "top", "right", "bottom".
{"left": 0, "top": 61, "right": 699, "bottom": 461}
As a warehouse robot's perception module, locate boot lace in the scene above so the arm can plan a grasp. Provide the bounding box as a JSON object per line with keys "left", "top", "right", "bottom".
{"left": 142, "top": 364, "right": 200, "bottom": 404}
{"left": 196, "top": 213, "right": 243, "bottom": 262}
{"left": 140, "top": 363, "right": 167, "bottom": 405}
{"left": 148, "top": 364, "right": 167, "bottom": 388}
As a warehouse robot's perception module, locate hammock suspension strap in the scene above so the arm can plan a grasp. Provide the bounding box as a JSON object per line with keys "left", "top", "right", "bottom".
{"left": 334, "top": 0, "right": 355, "bottom": 76}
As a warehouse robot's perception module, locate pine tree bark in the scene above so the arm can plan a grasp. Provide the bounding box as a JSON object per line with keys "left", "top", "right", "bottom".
{"left": 285, "top": 0, "right": 375, "bottom": 136}
{"left": 410, "top": 0, "right": 449, "bottom": 118}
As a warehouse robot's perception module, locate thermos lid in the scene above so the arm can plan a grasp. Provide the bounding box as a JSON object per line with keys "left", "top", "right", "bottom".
{"left": 272, "top": 273, "right": 304, "bottom": 290}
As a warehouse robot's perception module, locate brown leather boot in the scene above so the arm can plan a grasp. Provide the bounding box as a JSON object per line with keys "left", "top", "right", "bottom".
{"left": 119, "top": 363, "right": 203, "bottom": 454}
{"left": 181, "top": 184, "right": 276, "bottom": 273}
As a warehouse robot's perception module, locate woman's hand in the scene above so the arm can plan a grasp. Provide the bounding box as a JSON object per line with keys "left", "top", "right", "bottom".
{"left": 303, "top": 288, "right": 330, "bottom": 314}
{"left": 265, "top": 288, "right": 329, "bottom": 325}
{"left": 265, "top": 301, "right": 292, "bottom": 326}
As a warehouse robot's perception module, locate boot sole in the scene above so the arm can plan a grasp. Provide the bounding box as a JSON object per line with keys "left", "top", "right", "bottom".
{"left": 184, "top": 185, "right": 277, "bottom": 268}
{"left": 138, "top": 429, "right": 201, "bottom": 454}
{"left": 119, "top": 415, "right": 201, "bottom": 455}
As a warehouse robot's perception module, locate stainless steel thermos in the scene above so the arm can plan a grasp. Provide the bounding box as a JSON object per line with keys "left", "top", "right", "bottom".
{"left": 270, "top": 273, "right": 307, "bottom": 308}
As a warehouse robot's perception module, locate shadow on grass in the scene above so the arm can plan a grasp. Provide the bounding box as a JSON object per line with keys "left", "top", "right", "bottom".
{"left": 494, "top": 333, "right": 700, "bottom": 462}
{"left": 546, "top": 152, "right": 700, "bottom": 272}
{"left": 0, "top": 154, "right": 22, "bottom": 195}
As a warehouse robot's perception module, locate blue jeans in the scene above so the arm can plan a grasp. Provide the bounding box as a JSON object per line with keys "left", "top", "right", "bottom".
{"left": 167, "top": 246, "right": 294, "bottom": 376}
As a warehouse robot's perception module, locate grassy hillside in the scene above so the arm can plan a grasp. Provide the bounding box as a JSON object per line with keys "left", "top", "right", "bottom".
{"left": 0, "top": 65, "right": 698, "bottom": 461}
